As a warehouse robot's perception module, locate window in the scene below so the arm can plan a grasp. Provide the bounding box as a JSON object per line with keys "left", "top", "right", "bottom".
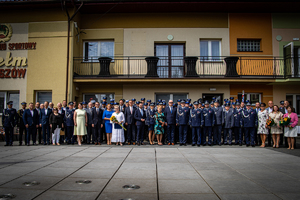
{"left": 200, "top": 40, "right": 221, "bottom": 60}
{"left": 0, "top": 91, "right": 20, "bottom": 114}
{"left": 237, "top": 93, "right": 261, "bottom": 106}
{"left": 83, "top": 41, "right": 114, "bottom": 61}
{"left": 237, "top": 39, "right": 261, "bottom": 52}
{"left": 202, "top": 94, "right": 223, "bottom": 104}
{"left": 36, "top": 91, "right": 52, "bottom": 104}
{"left": 155, "top": 93, "right": 188, "bottom": 103}
{"left": 83, "top": 93, "right": 114, "bottom": 103}
{"left": 286, "top": 94, "right": 300, "bottom": 116}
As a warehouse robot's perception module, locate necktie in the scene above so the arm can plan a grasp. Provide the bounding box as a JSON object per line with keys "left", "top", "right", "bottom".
{"left": 140, "top": 108, "right": 143, "bottom": 116}
{"left": 97, "top": 108, "right": 99, "bottom": 114}
{"left": 170, "top": 107, "right": 172, "bottom": 113}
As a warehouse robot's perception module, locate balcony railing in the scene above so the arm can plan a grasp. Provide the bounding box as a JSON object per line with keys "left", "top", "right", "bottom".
{"left": 73, "top": 56, "right": 297, "bottom": 79}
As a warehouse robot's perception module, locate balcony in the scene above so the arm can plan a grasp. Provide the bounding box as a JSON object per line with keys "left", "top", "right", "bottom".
{"left": 73, "top": 56, "right": 297, "bottom": 80}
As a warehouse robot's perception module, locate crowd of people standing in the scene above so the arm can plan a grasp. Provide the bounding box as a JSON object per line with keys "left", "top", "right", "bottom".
{"left": 1, "top": 97, "right": 298, "bottom": 149}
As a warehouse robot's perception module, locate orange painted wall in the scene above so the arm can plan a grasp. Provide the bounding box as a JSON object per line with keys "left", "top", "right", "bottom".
{"left": 229, "top": 13, "right": 273, "bottom": 56}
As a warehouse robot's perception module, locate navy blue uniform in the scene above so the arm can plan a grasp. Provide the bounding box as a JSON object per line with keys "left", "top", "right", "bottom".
{"left": 202, "top": 108, "right": 215, "bottom": 145}
{"left": 146, "top": 109, "right": 156, "bottom": 131}
{"left": 189, "top": 108, "right": 203, "bottom": 145}
{"left": 222, "top": 110, "right": 234, "bottom": 145}
{"left": 241, "top": 108, "right": 258, "bottom": 146}
{"left": 39, "top": 108, "right": 52, "bottom": 145}
{"left": 176, "top": 106, "right": 190, "bottom": 144}
{"left": 23, "top": 109, "right": 39, "bottom": 145}
{"left": 2, "top": 108, "right": 18, "bottom": 146}
{"left": 233, "top": 108, "right": 243, "bottom": 145}
{"left": 65, "top": 109, "right": 75, "bottom": 144}
{"left": 213, "top": 106, "right": 224, "bottom": 145}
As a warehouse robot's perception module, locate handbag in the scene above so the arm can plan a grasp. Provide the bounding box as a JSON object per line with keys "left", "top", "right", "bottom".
{"left": 60, "top": 130, "right": 65, "bottom": 136}
{"left": 114, "top": 123, "right": 122, "bottom": 129}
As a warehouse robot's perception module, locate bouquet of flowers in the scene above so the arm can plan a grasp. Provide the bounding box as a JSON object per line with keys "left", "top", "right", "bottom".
{"left": 279, "top": 117, "right": 291, "bottom": 126}
{"left": 266, "top": 118, "right": 276, "bottom": 127}
{"left": 110, "top": 115, "right": 127, "bottom": 131}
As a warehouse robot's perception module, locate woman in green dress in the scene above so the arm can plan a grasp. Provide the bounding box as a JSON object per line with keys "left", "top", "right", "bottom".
{"left": 154, "top": 105, "right": 165, "bottom": 145}
{"left": 73, "top": 102, "right": 87, "bottom": 146}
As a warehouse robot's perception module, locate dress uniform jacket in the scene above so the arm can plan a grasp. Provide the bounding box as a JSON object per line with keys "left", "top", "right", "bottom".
{"left": 213, "top": 106, "right": 224, "bottom": 125}
{"left": 2, "top": 108, "right": 18, "bottom": 128}
{"left": 202, "top": 108, "right": 215, "bottom": 127}
{"left": 176, "top": 107, "right": 190, "bottom": 125}
{"left": 146, "top": 109, "right": 156, "bottom": 125}
{"left": 189, "top": 108, "right": 203, "bottom": 127}
{"left": 222, "top": 110, "right": 234, "bottom": 128}
{"left": 241, "top": 108, "right": 258, "bottom": 127}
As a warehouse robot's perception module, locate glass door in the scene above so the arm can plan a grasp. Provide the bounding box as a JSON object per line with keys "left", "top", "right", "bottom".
{"left": 283, "top": 42, "right": 294, "bottom": 77}
{"left": 155, "top": 44, "right": 185, "bottom": 78}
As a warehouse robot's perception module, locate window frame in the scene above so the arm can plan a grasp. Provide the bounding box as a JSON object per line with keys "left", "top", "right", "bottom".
{"left": 83, "top": 93, "right": 115, "bottom": 103}
{"left": 35, "top": 91, "right": 52, "bottom": 104}
{"left": 237, "top": 93, "right": 262, "bottom": 106}
{"left": 200, "top": 39, "right": 222, "bottom": 61}
{"left": 83, "top": 40, "right": 115, "bottom": 62}
{"left": 155, "top": 93, "right": 188, "bottom": 102}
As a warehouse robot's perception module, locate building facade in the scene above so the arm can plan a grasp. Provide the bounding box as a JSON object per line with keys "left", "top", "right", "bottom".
{"left": 0, "top": 0, "right": 300, "bottom": 125}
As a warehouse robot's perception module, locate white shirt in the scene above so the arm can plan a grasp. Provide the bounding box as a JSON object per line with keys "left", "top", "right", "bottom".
{"left": 30, "top": 109, "right": 34, "bottom": 117}
{"left": 45, "top": 108, "right": 48, "bottom": 115}
{"left": 130, "top": 106, "right": 133, "bottom": 114}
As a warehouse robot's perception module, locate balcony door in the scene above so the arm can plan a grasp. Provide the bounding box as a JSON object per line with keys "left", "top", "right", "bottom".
{"left": 155, "top": 44, "right": 185, "bottom": 78}
{"left": 284, "top": 42, "right": 300, "bottom": 77}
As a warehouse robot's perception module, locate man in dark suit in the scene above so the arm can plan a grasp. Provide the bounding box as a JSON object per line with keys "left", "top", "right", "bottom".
{"left": 124, "top": 100, "right": 137, "bottom": 145}
{"left": 23, "top": 102, "right": 39, "bottom": 146}
{"left": 86, "top": 102, "right": 94, "bottom": 144}
{"left": 35, "top": 102, "right": 42, "bottom": 144}
{"left": 93, "top": 101, "right": 103, "bottom": 145}
{"left": 164, "top": 100, "right": 177, "bottom": 145}
{"left": 134, "top": 102, "right": 146, "bottom": 145}
{"left": 119, "top": 99, "right": 125, "bottom": 113}
{"left": 39, "top": 101, "right": 52, "bottom": 145}
{"left": 17, "top": 102, "right": 27, "bottom": 146}
{"left": 57, "top": 103, "right": 66, "bottom": 143}
{"left": 2, "top": 101, "right": 18, "bottom": 146}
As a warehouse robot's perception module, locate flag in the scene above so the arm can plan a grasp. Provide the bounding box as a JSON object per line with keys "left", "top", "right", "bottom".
{"left": 242, "top": 90, "right": 244, "bottom": 103}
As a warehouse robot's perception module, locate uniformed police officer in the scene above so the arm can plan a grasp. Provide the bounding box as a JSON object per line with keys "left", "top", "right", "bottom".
{"left": 2, "top": 101, "right": 18, "bottom": 146}
{"left": 65, "top": 102, "right": 75, "bottom": 144}
{"left": 17, "top": 102, "right": 27, "bottom": 146}
{"left": 176, "top": 100, "right": 190, "bottom": 146}
{"left": 233, "top": 102, "right": 243, "bottom": 145}
{"left": 241, "top": 102, "right": 258, "bottom": 147}
{"left": 213, "top": 100, "right": 224, "bottom": 145}
{"left": 223, "top": 103, "right": 234, "bottom": 145}
{"left": 202, "top": 100, "right": 215, "bottom": 146}
{"left": 146, "top": 103, "right": 156, "bottom": 145}
{"left": 189, "top": 102, "right": 203, "bottom": 146}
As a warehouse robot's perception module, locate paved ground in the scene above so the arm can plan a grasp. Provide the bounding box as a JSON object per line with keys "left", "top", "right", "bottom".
{"left": 0, "top": 143, "right": 300, "bottom": 200}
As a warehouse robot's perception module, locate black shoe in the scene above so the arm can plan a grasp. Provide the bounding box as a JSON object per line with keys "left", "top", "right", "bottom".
{"left": 184, "top": 143, "right": 187, "bottom": 146}
{"left": 246, "top": 144, "right": 250, "bottom": 147}
{"left": 208, "top": 144, "right": 212, "bottom": 146}
{"left": 10, "top": 144, "right": 13, "bottom": 146}
{"left": 192, "top": 144, "right": 195, "bottom": 146}
{"left": 4, "top": 144, "right": 9, "bottom": 146}
{"left": 229, "top": 144, "right": 232, "bottom": 146}
{"left": 27, "top": 144, "right": 30, "bottom": 146}
{"left": 203, "top": 144, "right": 206, "bottom": 146}
{"left": 44, "top": 143, "right": 47, "bottom": 145}
{"left": 138, "top": 142, "right": 140, "bottom": 146}
{"left": 180, "top": 143, "right": 183, "bottom": 146}
{"left": 197, "top": 144, "right": 200, "bottom": 147}
{"left": 19, "top": 143, "right": 22, "bottom": 146}
{"left": 252, "top": 145, "right": 255, "bottom": 147}
{"left": 239, "top": 143, "right": 242, "bottom": 146}
{"left": 219, "top": 143, "right": 222, "bottom": 146}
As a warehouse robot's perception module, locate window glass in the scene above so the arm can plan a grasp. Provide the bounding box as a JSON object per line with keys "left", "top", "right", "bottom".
{"left": 37, "top": 92, "right": 52, "bottom": 104}
{"left": 8, "top": 92, "right": 19, "bottom": 111}
{"left": 0, "top": 92, "right": 5, "bottom": 114}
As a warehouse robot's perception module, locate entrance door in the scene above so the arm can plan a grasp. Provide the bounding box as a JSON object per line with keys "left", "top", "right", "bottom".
{"left": 155, "top": 44, "right": 185, "bottom": 78}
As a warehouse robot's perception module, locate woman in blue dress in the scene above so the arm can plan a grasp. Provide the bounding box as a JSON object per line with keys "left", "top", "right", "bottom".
{"left": 103, "top": 103, "right": 114, "bottom": 145}
{"left": 154, "top": 105, "right": 165, "bottom": 146}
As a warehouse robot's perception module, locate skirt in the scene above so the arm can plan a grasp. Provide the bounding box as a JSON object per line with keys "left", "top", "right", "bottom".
{"left": 148, "top": 124, "right": 154, "bottom": 131}
{"left": 284, "top": 126, "right": 298, "bottom": 137}
{"left": 105, "top": 123, "right": 112, "bottom": 133}
{"left": 270, "top": 126, "right": 283, "bottom": 134}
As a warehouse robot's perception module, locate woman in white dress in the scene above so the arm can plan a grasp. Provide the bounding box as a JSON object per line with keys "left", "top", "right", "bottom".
{"left": 111, "top": 105, "right": 125, "bottom": 146}
{"left": 257, "top": 103, "right": 269, "bottom": 148}
{"left": 268, "top": 105, "right": 283, "bottom": 148}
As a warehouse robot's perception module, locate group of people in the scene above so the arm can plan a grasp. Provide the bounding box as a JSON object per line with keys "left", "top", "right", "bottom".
{"left": 1, "top": 97, "right": 298, "bottom": 149}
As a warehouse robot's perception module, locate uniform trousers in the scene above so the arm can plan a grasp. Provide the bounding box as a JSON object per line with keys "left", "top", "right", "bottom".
{"left": 167, "top": 124, "right": 176, "bottom": 143}
{"left": 127, "top": 124, "right": 136, "bottom": 143}
{"left": 52, "top": 127, "right": 61, "bottom": 144}
{"left": 192, "top": 126, "right": 201, "bottom": 145}
{"left": 27, "top": 125, "right": 37, "bottom": 144}
{"left": 4, "top": 126, "right": 14, "bottom": 145}
{"left": 66, "top": 126, "right": 74, "bottom": 144}
{"left": 223, "top": 128, "right": 233, "bottom": 144}
{"left": 202, "top": 126, "right": 212, "bottom": 145}
{"left": 42, "top": 124, "right": 51, "bottom": 144}
{"left": 233, "top": 127, "right": 242, "bottom": 144}
{"left": 213, "top": 125, "right": 222, "bottom": 145}
{"left": 19, "top": 125, "right": 27, "bottom": 145}
{"left": 244, "top": 127, "right": 255, "bottom": 145}
{"left": 136, "top": 124, "right": 145, "bottom": 143}
{"left": 36, "top": 126, "right": 42, "bottom": 144}
{"left": 179, "top": 125, "right": 188, "bottom": 144}
{"left": 86, "top": 124, "right": 93, "bottom": 144}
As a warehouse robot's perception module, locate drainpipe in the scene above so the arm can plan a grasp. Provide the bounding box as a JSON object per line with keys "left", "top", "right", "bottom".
{"left": 64, "top": 1, "right": 83, "bottom": 102}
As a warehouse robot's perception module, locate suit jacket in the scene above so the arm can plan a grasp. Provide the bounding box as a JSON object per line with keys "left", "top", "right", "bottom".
{"left": 23, "top": 109, "right": 39, "bottom": 127}
{"left": 164, "top": 106, "right": 177, "bottom": 125}
{"left": 222, "top": 110, "right": 234, "bottom": 128}
{"left": 93, "top": 107, "right": 103, "bottom": 125}
{"left": 279, "top": 107, "right": 286, "bottom": 114}
{"left": 119, "top": 104, "right": 125, "bottom": 113}
{"left": 39, "top": 108, "right": 52, "bottom": 125}
{"left": 86, "top": 108, "right": 94, "bottom": 125}
{"left": 124, "top": 106, "right": 137, "bottom": 124}
{"left": 134, "top": 108, "right": 146, "bottom": 126}
{"left": 57, "top": 109, "right": 66, "bottom": 123}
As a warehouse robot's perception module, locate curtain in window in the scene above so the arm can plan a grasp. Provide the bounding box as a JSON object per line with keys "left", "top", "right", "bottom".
{"left": 100, "top": 41, "right": 114, "bottom": 58}
{"left": 156, "top": 45, "right": 168, "bottom": 66}
{"left": 87, "top": 42, "right": 99, "bottom": 59}
{"left": 37, "top": 92, "right": 52, "bottom": 104}
{"left": 200, "top": 41, "right": 208, "bottom": 60}
{"left": 171, "top": 45, "right": 184, "bottom": 66}
{"left": 211, "top": 41, "right": 220, "bottom": 60}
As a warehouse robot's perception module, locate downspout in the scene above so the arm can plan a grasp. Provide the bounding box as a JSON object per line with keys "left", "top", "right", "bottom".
{"left": 64, "top": 1, "right": 83, "bottom": 101}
